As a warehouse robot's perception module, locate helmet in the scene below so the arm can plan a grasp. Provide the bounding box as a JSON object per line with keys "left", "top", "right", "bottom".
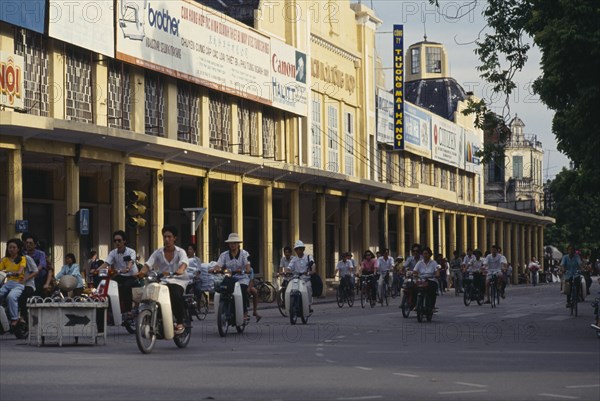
{"left": 294, "top": 240, "right": 305, "bottom": 249}
{"left": 58, "top": 275, "right": 78, "bottom": 292}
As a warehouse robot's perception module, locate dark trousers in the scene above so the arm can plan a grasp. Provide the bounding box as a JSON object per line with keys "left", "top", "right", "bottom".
{"left": 113, "top": 275, "right": 139, "bottom": 313}
{"left": 166, "top": 284, "right": 185, "bottom": 324}
{"left": 426, "top": 280, "right": 438, "bottom": 308}
{"left": 18, "top": 287, "right": 34, "bottom": 320}
{"left": 240, "top": 284, "right": 249, "bottom": 313}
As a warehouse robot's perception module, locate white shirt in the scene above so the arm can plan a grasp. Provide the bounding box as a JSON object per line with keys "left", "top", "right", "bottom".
{"left": 483, "top": 253, "right": 506, "bottom": 273}
{"left": 279, "top": 256, "right": 292, "bottom": 270}
{"left": 217, "top": 249, "right": 250, "bottom": 285}
{"left": 336, "top": 259, "right": 354, "bottom": 277}
{"left": 467, "top": 258, "right": 484, "bottom": 273}
{"left": 462, "top": 254, "right": 475, "bottom": 268}
{"left": 145, "top": 246, "right": 189, "bottom": 289}
{"left": 288, "top": 254, "right": 313, "bottom": 279}
{"left": 413, "top": 259, "right": 439, "bottom": 281}
{"left": 376, "top": 256, "right": 394, "bottom": 274}
{"left": 105, "top": 247, "right": 138, "bottom": 276}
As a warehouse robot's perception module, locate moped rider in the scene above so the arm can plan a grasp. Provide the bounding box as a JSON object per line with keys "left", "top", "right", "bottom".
{"left": 286, "top": 240, "right": 315, "bottom": 313}
{"left": 412, "top": 247, "right": 440, "bottom": 311}
{"left": 483, "top": 244, "right": 507, "bottom": 303}
{"left": 98, "top": 230, "right": 138, "bottom": 317}
{"left": 138, "top": 225, "right": 189, "bottom": 335}
{"left": 213, "top": 233, "right": 251, "bottom": 321}
{"left": 376, "top": 248, "right": 394, "bottom": 303}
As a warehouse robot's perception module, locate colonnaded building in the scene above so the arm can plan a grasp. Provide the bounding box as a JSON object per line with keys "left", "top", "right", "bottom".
{"left": 0, "top": 0, "right": 552, "bottom": 283}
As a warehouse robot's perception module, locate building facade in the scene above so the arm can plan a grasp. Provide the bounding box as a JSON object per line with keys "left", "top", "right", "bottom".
{"left": 0, "top": 0, "right": 551, "bottom": 282}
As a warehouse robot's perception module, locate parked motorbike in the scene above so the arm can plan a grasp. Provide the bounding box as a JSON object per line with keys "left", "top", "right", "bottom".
{"left": 0, "top": 271, "right": 28, "bottom": 339}
{"left": 135, "top": 271, "right": 192, "bottom": 354}
{"left": 285, "top": 273, "right": 312, "bottom": 325}
{"left": 214, "top": 272, "right": 247, "bottom": 336}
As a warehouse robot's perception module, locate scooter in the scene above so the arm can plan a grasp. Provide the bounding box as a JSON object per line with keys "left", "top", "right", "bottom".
{"left": 93, "top": 266, "right": 136, "bottom": 334}
{"left": 214, "top": 273, "right": 247, "bottom": 336}
{"left": 0, "top": 271, "right": 28, "bottom": 339}
{"left": 285, "top": 273, "right": 312, "bottom": 325}
{"left": 135, "top": 271, "right": 192, "bottom": 354}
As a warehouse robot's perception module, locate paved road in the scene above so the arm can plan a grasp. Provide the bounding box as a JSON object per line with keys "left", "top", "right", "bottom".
{"left": 1, "top": 280, "right": 599, "bottom": 401}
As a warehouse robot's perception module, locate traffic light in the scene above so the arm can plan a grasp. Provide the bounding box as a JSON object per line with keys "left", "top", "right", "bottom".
{"left": 126, "top": 190, "right": 147, "bottom": 228}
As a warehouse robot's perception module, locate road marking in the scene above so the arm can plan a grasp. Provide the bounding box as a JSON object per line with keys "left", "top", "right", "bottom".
{"left": 326, "top": 359, "right": 336, "bottom": 363}
{"left": 438, "top": 390, "right": 488, "bottom": 395}
{"left": 337, "top": 396, "right": 383, "bottom": 400}
{"left": 459, "top": 350, "right": 589, "bottom": 355}
{"left": 367, "top": 350, "right": 408, "bottom": 354}
{"left": 538, "top": 393, "right": 580, "bottom": 399}
{"left": 355, "top": 366, "right": 373, "bottom": 371}
{"left": 545, "top": 315, "right": 571, "bottom": 321}
{"left": 565, "top": 384, "right": 600, "bottom": 389}
{"left": 393, "top": 373, "right": 419, "bottom": 378}
{"left": 455, "top": 382, "right": 488, "bottom": 388}
{"left": 502, "top": 313, "right": 530, "bottom": 318}
{"left": 315, "top": 353, "right": 324, "bottom": 357}
{"left": 316, "top": 348, "right": 324, "bottom": 351}
{"left": 455, "top": 312, "right": 486, "bottom": 318}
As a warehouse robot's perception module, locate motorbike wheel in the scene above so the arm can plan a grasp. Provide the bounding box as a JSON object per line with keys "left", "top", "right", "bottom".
{"left": 174, "top": 310, "right": 192, "bottom": 349}
{"left": 289, "top": 294, "right": 299, "bottom": 325}
{"left": 463, "top": 287, "right": 472, "bottom": 306}
{"left": 13, "top": 321, "right": 28, "bottom": 340}
{"left": 401, "top": 294, "right": 411, "bottom": 318}
{"left": 136, "top": 309, "right": 156, "bottom": 354}
{"left": 217, "top": 301, "right": 229, "bottom": 337}
{"left": 416, "top": 294, "right": 424, "bottom": 323}
{"left": 336, "top": 287, "right": 344, "bottom": 308}
{"left": 277, "top": 289, "right": 288, "bottom": 317}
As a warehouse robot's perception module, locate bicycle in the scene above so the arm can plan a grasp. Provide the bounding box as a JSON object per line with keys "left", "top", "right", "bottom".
{"left": 463, "top": 271, "right": 484, "bottom": 307}
{"left": 252, "top": 277, "right": 277, "bottom": 303}
{"left": 488, "top": 272, "right": 502, "bottom": 308}
{"left": 377, "top": 272, "right": 390, "bottom": 306}
{"left": 452, "top": 269, "right": 462, "bottom": 296}
{"left": 336, "top": 276, "right": 354, "bottom": 308}
{"left": 359, "top": 274, "right": 377, "bottom": 308}
{"left": 390, "top": 272, "right": 402, "bottom": 299}
{"left": 186, "top": 284, "right": 208, "bottom": 321}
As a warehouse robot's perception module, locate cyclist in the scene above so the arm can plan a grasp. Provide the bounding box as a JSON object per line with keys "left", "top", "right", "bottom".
{"left": 335, "top": 252, "right": 354, "bottom": 297}
{"left": 449, "top": 250, "right": 463, "bottom": 293}
{"left": 466, "top": 249, "right": 485, "bottom": 297}
{"left": 461, "top": 248, "right": 475, "bottom": 291}
{"left": 138, "top": 225, "right": 189, "bottom": 335}
{"left": 412, "top": 247, "right": 440, "bottom": 311}
{"left": 559, "top": 245, "right": 582, "bottom": 308}
{"left": 360, "top": 250, "right": 377, "bottom": 300}
{"left": 403, "top": 244, "right": 422, "bottom": 271}
{"left": 528, "top": 257, "right": 541, "bottom": 287}
{"left": 287, "top": 240, "right": 315, "bottom": 312}
{"left": 482, "top": 244, "right": 507, "bottom": 303}
{"left": 213, "top": 233, "right": 251, "bottom": 321}
{"left": 376, "top": 248, "right": 394, "bottom": 304}
{"left": 98, "top": 230, "right": 138, "bottom": 317}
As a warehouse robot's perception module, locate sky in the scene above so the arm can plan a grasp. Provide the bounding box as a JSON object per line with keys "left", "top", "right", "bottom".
{"left": 365, "top": 0, "right": 571, "bottom": 180}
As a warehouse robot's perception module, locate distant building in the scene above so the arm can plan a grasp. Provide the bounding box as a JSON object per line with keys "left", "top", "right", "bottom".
{"left": 485, "top": 115, "right": 545, "bottom": 213}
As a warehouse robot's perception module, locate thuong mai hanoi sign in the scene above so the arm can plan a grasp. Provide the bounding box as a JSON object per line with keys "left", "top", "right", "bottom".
{"left": 393, "top": 24, "right": 404, "bottom": 150}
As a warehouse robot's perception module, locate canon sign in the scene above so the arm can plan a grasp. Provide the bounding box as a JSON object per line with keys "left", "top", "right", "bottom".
{"left": 148, "top": 3, "right": 180, "bottom": 36}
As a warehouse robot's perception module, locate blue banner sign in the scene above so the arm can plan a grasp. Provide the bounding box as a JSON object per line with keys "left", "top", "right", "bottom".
{"left": 0, "top": 0, "right": 46, "bottom": 34}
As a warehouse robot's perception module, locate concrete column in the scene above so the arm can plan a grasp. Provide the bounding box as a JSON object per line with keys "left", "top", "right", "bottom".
{"left": 93, "top": 56, "right": 108, "bottom": 126}
{"left": 498, "top": 220, "right": 505, "bottom": 252}
{"left": 397, "top": 205, "right": 405, "bottom": 258}
{"left": 48, "top": 41, "right": 65, "bottom": 120}
{"left": 199, "top": 88, "right": 210, "bottom": 147}
{"left": 111, "top": 163, "right": 126, "bottom": 232}
{"left": 231, "top": 181, "right": 243, "bottom": 234}
{"left": 532, "top": 225, "right": 539, "bottom": 260}
{"left": 490, "top": 219, "right": 497, "bottom": 247}
{"left": 201, "top": 178, "right": 210, "bottom": 261}
{"left": 340, "top": 197, "right": 349, "bottom": 252}
{"left": 65, "top": 157, "right": 80, "bottom": 257}
{"left": 472, "top": 215, "right": 478, "bottom": 250}
{"left": 427, "top": 208, "right": 434, "bottom": 251}
{"left": 539, "top": 226, "right": 545, "bottom": 264}
{"left": 151, "top": 169, "right": 164, "bottom": 250}
{"left": 413, "top": 206, "right": 420, "bottom": 245}
{"left": 439, "top": 211, "right": 446, "bottom": 258}
{"left": 290, "top": 188, "right": 300, "bottom": 243}
{"left": 461, "top": 214, "right": 467, "bottom": 252}
{"left": 449, "top": 213, "right": 456, "bottom": 252}
{"left": 382, "top": 202, "right": 389, "bottom": 249}
{"left": 262, "top": 186, "right": 273, "bottom": 279}
{"left": 361, "top": 200, "right": 370, "bottom": 253}
{"left": 527, "top": 225, "right": 533, "bottom": 264}
{"left": 130, "top": 68, "right": 145, "bottom": 134}
{"left": 165, "top": 77, "right": 178, "bottom": 140}
{"left": 479, "top": 217, "right": 487, "bottom": 252}
{"left": 6, "top": 149, "right": 23, "bottom": 239}
{"left": 316, "top": 193, "right": 326, "bottom": 279}
{"left": 505, "top": 222, "right": 513, "bottom": 282}
{"left": 520, "top": 224, "right": 526, "bottom": 273}
{"left": 511, "top": 223, "right": 519, "bottom": 283}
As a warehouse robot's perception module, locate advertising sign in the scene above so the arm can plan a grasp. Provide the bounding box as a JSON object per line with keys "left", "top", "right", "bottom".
{"left": 463, "top": 128, "right": 483, "bottom": 167}
{"left": 432, "top": 114, "right": 462, "bottom": 167}
{"left": 392, "top": 24, "right": 404, "bottom": 150}
{"left": 270, "top": 37, "right": 307, "bottom": 116}
{"left": 116, "top": 0, "right": 272, "bottom": 105}
{"left": 49, "top": 1, "right": 114, "bottom": 57}
{"left": 376, "top": 88, "right": 394, "bottom": 144}
{"left": 0, "top": 0, "right": 45, "bottom": 33}
{"left": 0, "top": 52, "right": 24, "bottom": 110}
{"left": 404, "top": 102, "right": 431, "bottom": 158}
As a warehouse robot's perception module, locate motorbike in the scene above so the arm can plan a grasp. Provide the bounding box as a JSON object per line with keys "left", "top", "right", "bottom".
{"left": 463, "top": 271, "right": 484, "bottom": 306}
{"left": 414, "top": 278, "right": 434, "bottom": 323}
{"left": 0, "top": 271, "right": 28, "bottom": 339}
{"left": 285, "top": 273, "right": 312, "bottom": 325}
{"left": 214, "top": 272, "right": 247, "bottom": 336}
{"left": 93, "top": 266, "right": 137, "bottom": 334}
{"left": 135, "top": 271, "right": 192, "bottom": 354}
{"left": 400, "top": 272, "right": 416, "bottom": 318}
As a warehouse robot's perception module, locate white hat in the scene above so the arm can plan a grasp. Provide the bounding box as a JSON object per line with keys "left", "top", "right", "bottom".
{"left": 224, "top": 233, "right": 242, "bottom": 243}
{"left": 294, "top": 240, "right": 305, "bottom": 249}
